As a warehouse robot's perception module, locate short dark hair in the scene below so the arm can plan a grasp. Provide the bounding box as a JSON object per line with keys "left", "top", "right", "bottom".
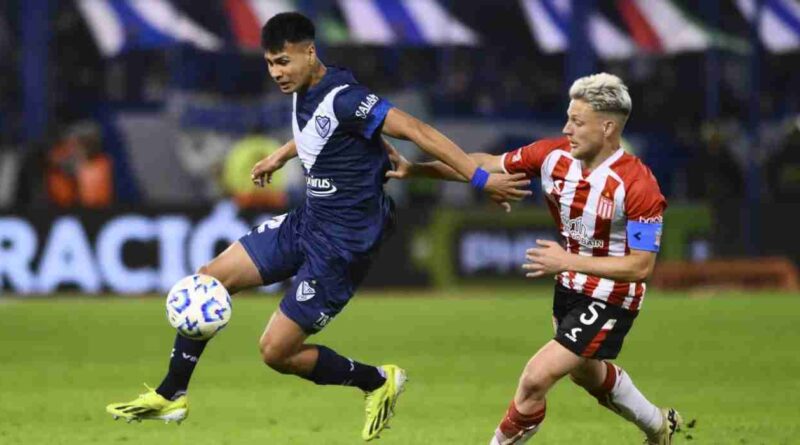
{"left": 261, "top": 12, "right": 315, "bottom": 53}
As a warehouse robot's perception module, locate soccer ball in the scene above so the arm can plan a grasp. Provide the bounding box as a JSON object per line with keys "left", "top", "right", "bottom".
{"left": 166, "top": 274, "right": 232, "bottom": 340}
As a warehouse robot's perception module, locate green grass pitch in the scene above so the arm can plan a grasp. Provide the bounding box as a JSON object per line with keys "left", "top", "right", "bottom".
{"left": 1, "top": 287, "right": 799, "bottom": 444}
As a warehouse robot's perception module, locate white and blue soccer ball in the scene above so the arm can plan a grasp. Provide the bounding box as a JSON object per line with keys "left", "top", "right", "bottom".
{"left": 166, "top": 274, "right": 232, "bottom": 340}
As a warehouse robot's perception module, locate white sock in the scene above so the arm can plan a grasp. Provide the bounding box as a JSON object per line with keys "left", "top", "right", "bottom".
{"left": 607, "top": 366, "right": 663, "bottom": 435}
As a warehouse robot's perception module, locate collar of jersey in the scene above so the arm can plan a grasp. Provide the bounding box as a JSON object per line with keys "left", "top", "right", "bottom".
{"left": 579, "top": 147, "right": 625, "bottom": 181}
{"left": 299, "top": 66, "right": 356, "bottom": 100}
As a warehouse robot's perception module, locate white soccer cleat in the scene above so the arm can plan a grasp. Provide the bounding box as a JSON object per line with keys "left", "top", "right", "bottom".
{"left": 645, "top": 408, "right": 682, "bottom": 445}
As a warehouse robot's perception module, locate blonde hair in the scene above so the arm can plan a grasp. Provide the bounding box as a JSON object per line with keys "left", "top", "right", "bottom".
{"left": 569, "top": 73, "right": 631, "bottom": 122}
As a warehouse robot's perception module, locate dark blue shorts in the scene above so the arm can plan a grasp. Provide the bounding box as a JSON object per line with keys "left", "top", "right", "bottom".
{"left": 239, "top": 211, "right": 379, "bottom": 334}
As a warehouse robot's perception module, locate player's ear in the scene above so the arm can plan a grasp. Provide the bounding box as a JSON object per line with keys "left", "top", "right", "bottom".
{"left": 603, "top": 119, "right": 616, "bottom": 137}
{"left": 306, "top": 42, "right": 316, "bottom": 64}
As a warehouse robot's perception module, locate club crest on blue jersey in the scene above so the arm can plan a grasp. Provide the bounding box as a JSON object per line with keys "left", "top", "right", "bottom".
{"left": 315, "top": 115, "right": 332, "bottom": 138}
{"left": 296, "top": 280, "right": 317, "bottom": 302}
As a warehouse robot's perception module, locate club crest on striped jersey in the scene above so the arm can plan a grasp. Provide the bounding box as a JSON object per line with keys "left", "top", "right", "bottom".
{"left": 315, "top": 115, "right": 331, "bottom": 138}
{"left": 597, "top": 195, "right": 615, "bottom": 220}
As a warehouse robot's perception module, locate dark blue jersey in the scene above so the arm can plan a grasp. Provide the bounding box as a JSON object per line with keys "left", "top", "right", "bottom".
{"left": 291, "top": 66, "right": 394, "bottom": 253}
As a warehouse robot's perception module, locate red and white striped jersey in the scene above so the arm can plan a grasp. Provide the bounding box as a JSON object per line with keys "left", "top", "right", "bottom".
{"left": 502, "top": 136, "right": 666, "bottom": 311}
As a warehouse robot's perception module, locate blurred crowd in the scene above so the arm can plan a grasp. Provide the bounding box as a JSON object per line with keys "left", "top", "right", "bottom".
{"left": 1, "top": 1, "right": 799, "bottom": 212}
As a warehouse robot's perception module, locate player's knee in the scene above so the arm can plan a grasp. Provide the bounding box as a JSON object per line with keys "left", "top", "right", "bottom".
{"left": 197, "top": 264, "right": 211, "bottom": 277}
{"left": 259, "top": 341, "right": 293, "bottom": 373}
{"left": 197, "top": 263, "right": 236, "bottom": 294}
{"left": 518, "top": 376, "right": 547, "bottom": 397}
{"left": 518, "top": 367, "right": 551, "bottom": 399}
{"left": 568, "top": 372, "right": 589, "bottom": 389}
{"left": 570, "top": 361, "right": 608, "bottom": 392}
{"left": 196, "top": 263, "right": 222, "bottom": 282}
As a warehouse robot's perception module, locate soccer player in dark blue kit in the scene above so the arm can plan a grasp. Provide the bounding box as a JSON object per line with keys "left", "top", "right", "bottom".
{"left": 107, "top": 12, "right": 531, "bottom": 441}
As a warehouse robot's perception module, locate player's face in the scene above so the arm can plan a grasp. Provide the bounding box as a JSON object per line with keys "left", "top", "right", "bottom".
{"left": 265, "top": 42, "right": 315, "bottom": 94}
{"left": 562, "top": 99, "right": 607, "bottom": 160}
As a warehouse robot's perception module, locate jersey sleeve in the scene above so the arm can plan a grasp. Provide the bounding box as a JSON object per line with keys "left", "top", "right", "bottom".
{"left": 501, "top": 137, "right": 567, "bottom": 177}
{"left": 625, "top": 172, "right": 667, "bottom": 252}
{"left": 333, "top": 85, "right": 393, "bottom": 139}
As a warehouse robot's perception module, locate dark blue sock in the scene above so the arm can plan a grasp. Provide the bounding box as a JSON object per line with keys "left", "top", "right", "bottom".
{"left": 307, "top": 345, "right": 386, "bottom": 392}
{"left": 156, "top": 334, "right": 208, "bottom": 400}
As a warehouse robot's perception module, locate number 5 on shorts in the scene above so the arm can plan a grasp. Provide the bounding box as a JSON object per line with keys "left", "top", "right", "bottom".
{"left": 565, "top": 301, "right": 607, "bottom": 343}
{"left": 579, "top": 301, "right": 607, "bottom": 325}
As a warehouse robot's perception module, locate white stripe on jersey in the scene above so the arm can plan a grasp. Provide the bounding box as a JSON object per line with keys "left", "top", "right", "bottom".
{"left": 579, "top": 175, "right": 608, "bottom": 256}
{"left": 591, "top": 277, "right": 615, "bottom": 300}
{"left": 608, "top": 181, "right": 628, "bottom": 257}
{"left": 540, "top": 149, "right": 569, "bottom": 197}
{"left": 572, "top": 270, "right": 588, "bottom": 294}
{"left": 621, "top": 282, "right": 637, "bottom": 310}
{"left": 539, "top": 150, "right": 574, "bottom": 290}
{"left": 557, "top": 159, "right": 584, "bottom": 252}
{"left": 292, "top": 85, "right": 349, "bottom": 172}
{"left": 621, "top": 282, "right": 645, "bottom": 310}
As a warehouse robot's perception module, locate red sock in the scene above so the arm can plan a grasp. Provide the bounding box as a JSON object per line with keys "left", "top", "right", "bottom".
{"left": 498, "top": 400, "right": 546, "bottom": 439}
{"left": 589, "top": 361, "right": 619, "bottom": 411}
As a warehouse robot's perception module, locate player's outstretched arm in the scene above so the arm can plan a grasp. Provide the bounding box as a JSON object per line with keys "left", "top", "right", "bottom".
{"left": 381, "top": 108, "right": 531, "bottom": 206}
{"left": 384, "top": 140, "right": 505, "bottom": 181}
{"left": 522, "top": 240, "right": 657, "bottom": 282}
{"left": 251, "top": 139, "right": 297, "bottom": 187}
{"left": 384, "top": 139, "right": 461, "bottom": 181}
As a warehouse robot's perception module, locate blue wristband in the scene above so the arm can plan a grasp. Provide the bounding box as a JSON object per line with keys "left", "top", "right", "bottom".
{"left": 470, "top": 168, "right": 490, "bottom": 190}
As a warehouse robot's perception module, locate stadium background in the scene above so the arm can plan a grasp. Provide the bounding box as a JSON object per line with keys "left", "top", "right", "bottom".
{"left": 1, "top": 1, "right": 799, "bottom": 444}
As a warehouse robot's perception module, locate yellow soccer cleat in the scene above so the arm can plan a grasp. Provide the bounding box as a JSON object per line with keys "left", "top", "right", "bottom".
{"left": 362, "top": 365, "right": 407, "bottom": 441}
{"left": 645, "top": 408, "right": 683, "bottom": 445}
{"left": 106, "top": 385, "right": 188, "bottom": 424}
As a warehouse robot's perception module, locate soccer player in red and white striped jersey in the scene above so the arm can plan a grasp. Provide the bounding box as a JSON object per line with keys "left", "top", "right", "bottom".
{"left": 387, "top": 73, "right": 682, "bottom": 444}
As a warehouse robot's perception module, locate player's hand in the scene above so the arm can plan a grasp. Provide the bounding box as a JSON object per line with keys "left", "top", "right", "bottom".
{"left": 523, "top": 239, "right": 570, "bottom": 278}
{"left": 251, "top": 154, "right": 286, "bottom": 187}
{"left": 384, "top": 144, "right": 414, "bottom": 180}
{"left": 484, "top": 173, "right": 532, "bottom": 212}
